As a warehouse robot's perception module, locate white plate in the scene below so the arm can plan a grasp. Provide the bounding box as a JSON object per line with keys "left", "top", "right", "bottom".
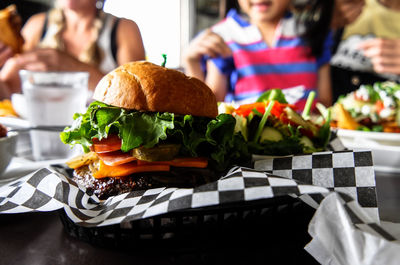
{"left": 337, "top": 129, "right": 400, "bottom": 143}
{"left": 336, "top": 129, "right": 400, "bottom": 173}
{"left": 0, "top": 116, "right": 30, "bottom": 128}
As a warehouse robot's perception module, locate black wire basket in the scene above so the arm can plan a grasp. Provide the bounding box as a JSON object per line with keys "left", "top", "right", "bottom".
{"left": 59, "top": 195, "right": 315, "bottom": 252}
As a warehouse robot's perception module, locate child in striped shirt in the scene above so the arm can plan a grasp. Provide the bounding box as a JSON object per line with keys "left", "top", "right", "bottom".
{"left": 184, "top": 0, "right": 334, "bottom": 110}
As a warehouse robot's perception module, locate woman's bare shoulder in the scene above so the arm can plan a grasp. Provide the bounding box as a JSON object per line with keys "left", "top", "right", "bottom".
{"left": 23, "top": 12, "right": 47, "bottom": 33}
{"left": 22, "top": 12, "right": 47, "bottom": 50}
{"left": 117, "top": 17, "right": 141, "bottom": 34}
{"left": 114, "top": 17, "right": 145, "bottom": 63}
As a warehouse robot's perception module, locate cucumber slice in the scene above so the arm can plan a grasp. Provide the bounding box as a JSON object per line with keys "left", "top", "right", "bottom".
{"left": 260, "top": 127, "right": 283, "bottom": 142}
{"left": 300, "top": 136, "right": 315, "bottom": 150}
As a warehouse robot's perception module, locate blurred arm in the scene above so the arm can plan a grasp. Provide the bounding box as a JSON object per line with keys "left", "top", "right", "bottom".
{"left": 21, "top": 12, "right": 46, "bottom": 51}
{"left": 317, "top": 64, "right": 332, "bottom": 107}
{"left": 0, "top": 80, "right": 10, "bottom": 99}
{"left": 116, "top": 18, "right": 146, "bottom": 64}
{"left": 0, "top": 42, "right": 13, "bottom": 67}
{"left": 205, "top": 60, "right": 228, "bottom": 102}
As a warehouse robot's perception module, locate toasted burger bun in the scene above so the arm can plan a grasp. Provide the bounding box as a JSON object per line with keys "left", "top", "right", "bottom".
{"left": 0, "top": 5, "right": 24, "bottom": 53}
{"left": 93, "top": 61, "right": 218, "bottom": 118}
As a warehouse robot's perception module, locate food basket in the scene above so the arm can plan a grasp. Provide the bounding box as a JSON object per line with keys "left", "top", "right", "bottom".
{"left": 1, "top": 148, "right": 390, "bottom": 264}
{"left": 59, "top": 195, "right": 315, "bottom": 252}
{"left": 55, "top": 163, "right": 314, "bottom": 249}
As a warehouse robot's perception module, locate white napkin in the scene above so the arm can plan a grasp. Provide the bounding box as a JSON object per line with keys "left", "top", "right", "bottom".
{"left": 305, "top": 193, "right": 400, "bottom": 265}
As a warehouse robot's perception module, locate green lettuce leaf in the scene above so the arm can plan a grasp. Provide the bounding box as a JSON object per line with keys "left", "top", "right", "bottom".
{"left": 256, "top": 89, "right": 288, "bottom": 103}
{"left": 60, "top": 101, "right": 249, "bottom": 172}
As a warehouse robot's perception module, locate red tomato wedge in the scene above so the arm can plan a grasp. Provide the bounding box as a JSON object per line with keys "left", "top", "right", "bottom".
{"left": 375, "top": 100, "right": 384, "bottom": 114}
{"left": 234, "top": 102, "right": 266, "bottom": 117}
{"left": 96, "top": 150, "right": 136, "bottom": 166}
{"left": 136, "top": 157, "right": 208, "bottom": 168}
{"left": 234, "top": 101, "right": 296, "bottom": 119}
{"left": 92, "top": 135, "right": 122, "bottom": 153}
{"left": 93, "top": 160, "right": 170, "bottom": 179}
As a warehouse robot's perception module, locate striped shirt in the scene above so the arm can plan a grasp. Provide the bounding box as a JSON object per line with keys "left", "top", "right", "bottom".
{"left": 209, "top": 9, "right": 332, "bottom": 109}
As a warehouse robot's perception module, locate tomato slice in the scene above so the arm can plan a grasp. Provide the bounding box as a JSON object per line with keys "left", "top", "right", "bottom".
{"left": 92, "top": 134, "right": 122, "bottom": 153}
{"left": 97, "top": 150, "right": 136, "bottom": 166}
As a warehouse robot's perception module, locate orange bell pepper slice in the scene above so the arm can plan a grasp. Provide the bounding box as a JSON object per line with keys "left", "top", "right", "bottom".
{"left": 93, "top": 160, "right": 170, "bottom": 179}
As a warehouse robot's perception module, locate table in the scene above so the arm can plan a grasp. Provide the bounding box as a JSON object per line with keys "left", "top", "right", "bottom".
{"left": 1, "top": 132, "right": 399, "bottom": 264}
{"left": 1, "top": 169, "right": 399, "bottom": 265}
{"left": 0, "top": 199, "right": 319, "bottom": 265}
{"left": 375, "top": 171, "right": 400, "bottom": 223}
{"left": 0, "top": 154, "right": 321, "bottom": 264}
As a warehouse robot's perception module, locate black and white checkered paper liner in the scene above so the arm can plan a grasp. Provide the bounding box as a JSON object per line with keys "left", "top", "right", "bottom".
{"left": 253, "top": 149, "right": 379, "bottom": 222}
{"left": 0, "top": 149, "right": 398, "bottom": 243}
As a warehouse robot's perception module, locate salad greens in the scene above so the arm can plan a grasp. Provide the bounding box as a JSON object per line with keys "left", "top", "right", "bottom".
{"left": 60, "top": 101, "right": 249, "bottom": 171}
{"left": 253, "top": 100, "right": 274, "bottom": 143}
{"left": 62, "top": 88, "right": 332, "bottom": 171}
{"left": 231, "top": 90, "right": 331, "bottom": 155}
{"left": 334, "top": 81, "right": 400, "bottom": 132}
{"left": 256, "top": 89, "right": 287, "bottom": 104}
{"left": 302, "top": 91, "right": 315, "bottom": 119}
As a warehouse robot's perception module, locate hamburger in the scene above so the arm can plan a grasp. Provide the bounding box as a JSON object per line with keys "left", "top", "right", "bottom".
{"left": 61, "top": 61, "right": 248, "bottom": 199}
{"left": 0, "top": 5, "right": 24, "bottom": 53}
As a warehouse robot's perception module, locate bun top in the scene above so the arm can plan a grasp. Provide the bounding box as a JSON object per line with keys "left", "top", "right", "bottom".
{"left": 0, "top": 5, "right": 24, "bottom": 53}
{"left": 93, "top": 61, "right": 218, "bottom": 118}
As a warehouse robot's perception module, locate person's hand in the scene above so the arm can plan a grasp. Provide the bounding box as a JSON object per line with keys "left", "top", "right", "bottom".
{"left": 11, "top": 48, "right": 83, "bottom": 71}
{"left": 331, "top": 0, "right": 365, "bottom": 29}
{"left": 184, "top": 29, "right": 232, "bottom": 63}
{"left": 359, "top": 38, "right": 400, "bottom": 75}
{"left": 183, "top": 29, "right": 231, "bottom": 82}
{"left": 0, "top": 48, "right": 87, "bottom": 92}
{"left": 0, "top": 41, "right": 14, "bottom": 67}
{"left": 0, "top": 48, "right": 106, "bottom": 91}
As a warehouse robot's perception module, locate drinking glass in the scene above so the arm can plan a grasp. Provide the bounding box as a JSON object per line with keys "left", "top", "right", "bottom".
{"left": 19, "top": 70, "right": 89, "bottom": 161}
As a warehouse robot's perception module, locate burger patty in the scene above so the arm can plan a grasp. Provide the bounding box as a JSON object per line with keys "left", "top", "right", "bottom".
{"left": 73, "top": 165, "right": 218, "bottom": 200}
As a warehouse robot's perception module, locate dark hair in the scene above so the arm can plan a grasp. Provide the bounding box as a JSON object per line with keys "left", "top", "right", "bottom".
{"left": 293, "top": 0, "right": 334, "bottom": 58}
{"left": 223, "top": 0, "right": 240, "bottom": 17}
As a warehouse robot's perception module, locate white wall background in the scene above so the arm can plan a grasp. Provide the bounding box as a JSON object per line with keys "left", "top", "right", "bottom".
{"left": 104, "top": 0, "right": 188, "bottom": 69}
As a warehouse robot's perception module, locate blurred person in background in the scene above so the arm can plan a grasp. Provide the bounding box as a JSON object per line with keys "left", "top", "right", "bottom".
{"left": 183, "top": 0, "right": 334, "bottom": 109}
{"left": 0, "top": 79, "right": 10, "bottom": 99}
{"left": 0, "top": 0, "right": 145, "bottom": 99}
{"left": 0, "top": 37, "right": 15, "bottom": 69}
{"left": 330, "top": 0, "right": 400, "bottom": 102}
